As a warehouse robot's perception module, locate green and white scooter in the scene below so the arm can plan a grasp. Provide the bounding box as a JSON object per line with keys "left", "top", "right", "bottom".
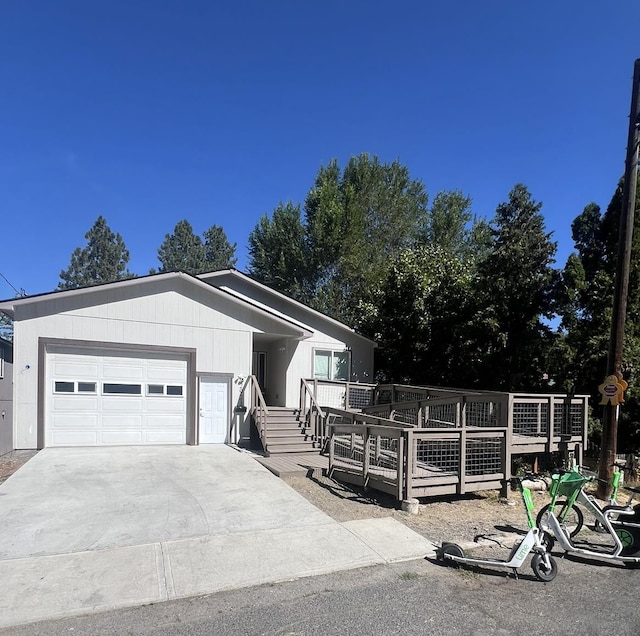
{"left": 437, "top": 475, "right": 558, "bottom": 582}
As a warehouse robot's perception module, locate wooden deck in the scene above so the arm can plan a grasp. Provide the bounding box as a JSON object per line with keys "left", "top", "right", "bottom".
{"left": 254, "top": 451, "right": 328, "bottom": 478}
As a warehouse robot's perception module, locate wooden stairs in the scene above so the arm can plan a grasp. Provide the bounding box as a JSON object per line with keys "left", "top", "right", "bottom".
{"left": 261, "top": 407, "right": 317, "bottom": 456}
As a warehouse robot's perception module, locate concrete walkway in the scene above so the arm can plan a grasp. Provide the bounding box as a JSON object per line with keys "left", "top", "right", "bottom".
{"left": 0, "top": 446, "right": 436, "bottom": 629}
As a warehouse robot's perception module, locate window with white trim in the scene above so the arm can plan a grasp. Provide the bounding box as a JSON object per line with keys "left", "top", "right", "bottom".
{"left": 146, "top": 384, "right": 184, "bottom": 396}
{"left": 313, "top": 349, "right": 350, "bottom": 381}
{"left": 52, "top": 381, "right": 98, "bottom": 394}
{"left": 103, "top": 383, "right": 142, "bottom": 395}
{"left": 0, "top": 347, "right": 4, "bottom": 379}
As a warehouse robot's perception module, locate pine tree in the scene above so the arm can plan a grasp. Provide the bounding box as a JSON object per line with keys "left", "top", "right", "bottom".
{"left": 473, "top": 185, "right": 558, "bottom": 391}
{"left": 156, "top": 221, "right": 237, "bottom": 275}
{"left": 202, "top": 225, "right": 237, "bottom": 271}
{"left": 58, "top": 216, "right": 132, "bottom": 290}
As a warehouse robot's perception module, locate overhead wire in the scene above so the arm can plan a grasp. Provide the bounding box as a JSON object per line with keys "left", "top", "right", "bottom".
{"left": 0, "top": 272, "right": 26, "bottom": 297}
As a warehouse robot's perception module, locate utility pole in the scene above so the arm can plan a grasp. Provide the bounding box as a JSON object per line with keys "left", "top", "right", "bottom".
{"left": 598, "top": 59, "right": 640, "bottom": 499}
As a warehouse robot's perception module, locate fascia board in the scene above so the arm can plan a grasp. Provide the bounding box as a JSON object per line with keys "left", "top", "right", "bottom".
{"left": 0, "top": 272, "right": 311, "bottom": 339}
{"left": 198, "top": 269, "right": 376, "bottom": 346}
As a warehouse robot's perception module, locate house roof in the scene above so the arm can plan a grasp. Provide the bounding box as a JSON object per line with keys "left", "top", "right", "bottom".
{"left": 198, "top": 269, "right": 376, "bottom": 345}
{"left": 0, "top": 271, "right": 314, "bottom": 340}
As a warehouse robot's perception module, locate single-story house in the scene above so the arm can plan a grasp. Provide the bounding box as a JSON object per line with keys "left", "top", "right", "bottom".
{"left": 0, "top": 269, "right": 375, "bottom": 450}
{"left": 0, "top": 336, "right": 13, "bottom": 456}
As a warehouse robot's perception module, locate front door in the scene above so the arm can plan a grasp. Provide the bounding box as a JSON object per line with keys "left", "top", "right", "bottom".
{"left": 252, "top": 351, "right": 267, "bottom": 394}
{"left": 199, "top": 376, "right": 229, "bottom": 444}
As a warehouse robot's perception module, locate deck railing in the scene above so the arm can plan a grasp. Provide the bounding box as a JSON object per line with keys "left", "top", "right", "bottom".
{"left": 301, "top": 379, "right": 377, "bottom": 410}
{"left": 327, "top": 407, "right": 508, "bottom": 500}
{"left": 243, "top": 375, "right": 269, "bottom": 452}
{"left": 300, "top": 379, "right": 326, "bottom": 449}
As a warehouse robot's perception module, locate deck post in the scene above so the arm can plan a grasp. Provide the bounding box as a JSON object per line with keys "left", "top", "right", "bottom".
{"left": 581, "top": 396, "right": 588, "bottom": 466}
{"left": 363, "top": 425, "right": 370, "bottom": 487}
{"left": 397, "top": 432, "right": 405, "bottom": 501}
{"left": 328, "top": 428, "right": 335, "bottom": 476}
{"left": 458, "top": 428, "right": 466, "bottom": 495}
{"left": 405, "top": 429, "right": 413, "bottom": 500}
{"left": 500, "top": 430, "right": 509, "bottom": 498}
{"left": 503, "top": 393, "right": 513, "bottom": 497}
{"left": 546, "top": 395, "right": 554, "bottom": 456}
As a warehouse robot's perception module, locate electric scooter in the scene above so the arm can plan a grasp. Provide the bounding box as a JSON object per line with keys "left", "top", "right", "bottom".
{"left": 544, "top": 483, "right": 640, "bottom": 567}
{"left": 436, "top": 476, "right": 558, "bottom": 581}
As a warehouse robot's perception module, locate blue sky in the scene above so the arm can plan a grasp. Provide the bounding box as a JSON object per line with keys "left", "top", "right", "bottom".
{"left": 1, "top": 1, "right": 639, "bottom": 298}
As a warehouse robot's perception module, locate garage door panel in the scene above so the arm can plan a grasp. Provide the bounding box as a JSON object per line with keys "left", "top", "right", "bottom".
{"left": 51, "top": 430, "right": 99, "bottom": 446}
{"left": 46, "top": 348, "right": 188, "bottom": 447}
{"left": 145, "top": 430, "right": 186, "bottom": 443}
{"left": 102, "top": 414, "right": 144, "bottom": 429}
{"left": 51, "top": 414, "right": 99, "bottom": 429}
{"left": 147, "top": 414, "right": 186, "bottom": 428}
{"left": 102, "top": 364, "right": 144, "bottom": 381}
{"left": 53, "top": 361, "right": 99, "bottom": 377}
{"left": 52, "top": 396, "right": 99, "bottom": 411}
{"left": 101, "top": 430, "right": 144, "bottom": 444}
{"left": 146, "top": 399, "right": 184, "bottom": 413}
{"left": 101, "top": 398, "right": 144, "bottom": 412}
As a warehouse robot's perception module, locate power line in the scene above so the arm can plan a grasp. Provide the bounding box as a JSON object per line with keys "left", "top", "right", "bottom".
{"left": 0, "top": 271, "right": 26, "bottom": 297}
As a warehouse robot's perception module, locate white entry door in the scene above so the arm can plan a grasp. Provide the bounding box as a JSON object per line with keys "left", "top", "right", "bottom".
{"left": 199, "top": 376, "right": 229, "bottom": 444}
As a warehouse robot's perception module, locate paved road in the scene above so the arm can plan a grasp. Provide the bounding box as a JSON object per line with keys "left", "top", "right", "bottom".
{"left": 2, "top": 549, "right": 639, "bottom": 635}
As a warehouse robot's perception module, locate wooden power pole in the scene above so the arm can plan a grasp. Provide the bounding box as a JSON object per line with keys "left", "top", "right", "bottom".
{"left": 598, "top": 59, "right": 640, "bottom": 499}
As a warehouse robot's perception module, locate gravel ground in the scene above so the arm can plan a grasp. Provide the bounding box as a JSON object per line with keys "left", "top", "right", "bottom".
{"left": 283, "top": 472, "right": 552, "bottom": 546}
{"left": 0, "top": 450, "right": 38, "bottom": 485}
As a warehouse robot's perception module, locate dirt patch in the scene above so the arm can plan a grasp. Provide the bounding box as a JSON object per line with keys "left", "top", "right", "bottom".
{"left": 0, "top": 450, "right": 39, "bottom": 485}
{"left": 284, "top": 473, "right": 553, "bottom": 546}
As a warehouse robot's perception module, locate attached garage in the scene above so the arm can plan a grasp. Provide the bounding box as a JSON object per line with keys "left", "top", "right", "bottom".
{"left": 46, "top": 345, "right": 189, "bottom": 447}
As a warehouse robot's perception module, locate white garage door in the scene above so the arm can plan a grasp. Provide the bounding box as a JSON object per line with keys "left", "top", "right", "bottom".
{"left": 46, "top": 346, "right": 188, "bottom": 447}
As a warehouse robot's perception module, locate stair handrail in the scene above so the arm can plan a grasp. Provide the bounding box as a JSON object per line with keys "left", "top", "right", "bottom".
{"left": 300, "top": 378, "right": 327, "bottom": 450}
{"left": 242, "top": 375, "right": 269, "bottom": 452}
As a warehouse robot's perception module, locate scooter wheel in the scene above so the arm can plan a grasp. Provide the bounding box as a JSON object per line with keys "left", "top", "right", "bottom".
{"left": 531, "top": 553, "right": 558, "bottom": 582}
{"left": 438, "top": 542, "right": 465, "bottom": 562}
{"left": 537, "top": 502, "right": 583, "bottom": 538}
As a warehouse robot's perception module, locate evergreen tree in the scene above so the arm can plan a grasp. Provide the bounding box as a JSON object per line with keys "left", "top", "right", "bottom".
{"left": 0, "top": 313, "right": 12, "bottom": 342}
{"left": 58, "top": 216, "right": 131, "bottom": 290}
{"left": 473, "top": 185, "right": 558, "bottom": 391}
{"left": 202, "top": 225, "right": 237, "bottom": 271}
{"left": 157, "top": 220, "right": 207, "bottom": 274}
{"left": 156, "top": 220, "right": 237, "bottom": 275}
{"left": 247, "top": 202, "right": 309, "bottom": 299}
{"left": 560, "top": 179, "right": 640, "bottom": 451}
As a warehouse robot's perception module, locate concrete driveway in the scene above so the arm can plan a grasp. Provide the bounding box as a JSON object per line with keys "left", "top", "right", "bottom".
{"left": 0, "top": 445, "right": 436, "bottom": 628}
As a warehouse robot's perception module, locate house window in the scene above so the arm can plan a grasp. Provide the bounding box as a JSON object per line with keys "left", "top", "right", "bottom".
{"left": 313, "top": 349, "right": 350, "bottom": 381}
{"left": 166, "top": 385, "right": 183, "bottom": 396}
{"left": 147, "top": 384, "right": 165, "bottom": 395}
{"left": 78, "top": 382, "right": 97, "bottom": 393}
